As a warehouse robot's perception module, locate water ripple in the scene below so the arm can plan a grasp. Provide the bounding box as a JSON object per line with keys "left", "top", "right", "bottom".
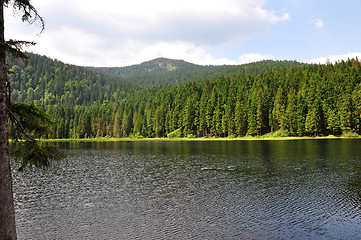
{"left": 11, "top": 140, "right": 361, "bottom": 239}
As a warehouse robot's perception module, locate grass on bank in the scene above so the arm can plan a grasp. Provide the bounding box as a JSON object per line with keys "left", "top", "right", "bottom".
{"left": 39, "top": 130, "right": 361, "bottom": 142}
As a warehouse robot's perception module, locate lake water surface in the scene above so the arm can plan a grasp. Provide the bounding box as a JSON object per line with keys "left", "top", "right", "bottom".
{"left": 12, "top": 139, "right": 361, "bottom": 239}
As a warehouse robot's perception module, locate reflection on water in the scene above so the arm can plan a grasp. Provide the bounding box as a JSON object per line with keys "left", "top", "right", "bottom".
{"left": 12, "top": 139, "right": 361, "bottom": 239}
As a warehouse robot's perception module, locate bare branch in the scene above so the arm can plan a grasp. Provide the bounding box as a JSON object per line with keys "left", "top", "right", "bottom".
{"left": 6, "top": 0, "right": 45, "bottom": 34}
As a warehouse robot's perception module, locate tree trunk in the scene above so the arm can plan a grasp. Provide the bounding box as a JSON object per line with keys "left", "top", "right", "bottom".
{"left": 0, "top": 2, "right": 17, "bottom": 239}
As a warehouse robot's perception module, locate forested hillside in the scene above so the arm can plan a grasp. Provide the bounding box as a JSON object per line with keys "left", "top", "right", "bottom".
{"left": 7, "top": 53, "right": 361, "bottom": 139}
{"left": 7, "top": 53, "right": 139, "bottom": 106}
{"left": 8, "top": 53, "right": 303, "bottom": 106}
{"left": 89, "top": 57, "right": 304, "bottom": 86}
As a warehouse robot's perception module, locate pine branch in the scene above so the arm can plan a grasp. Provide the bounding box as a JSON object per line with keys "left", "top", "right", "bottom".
{"left": 7, "top": 106, "right": 35, "bottom": 141}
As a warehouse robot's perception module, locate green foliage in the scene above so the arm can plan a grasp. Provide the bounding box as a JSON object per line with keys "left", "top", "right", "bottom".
{"left": 9, "top": 102, "right": 53, "bottom": 140}
{"left": 8, "top": 53, "right": 361, "bottom": 139}
{"left": 262, "top": 129, "right": 291, "bottom": 138}
{"left": 15, "top": 141, "right": 66, "bottom": 171}
{"left": 7, "top": 53, "right": 304, "bottom": 107}
{"left": 186, "top": 133, "right": 196, "bottom": 138}
{"left": 1, "top": 40, "right": 35, "bottom": 64}
{"left": 227, "top": 134, "right": 236, "bottom": 138}
{"left": 341, "top": 131, "right": 359, "bottom": 138}
{"left": 9, "top": 102, "right": 66, "bottom": 171}
{"left": 89, "top": 58, "right": 304, "bottom": 87}
{"left": 167, "top": 128, "right": 182, "bottom": 138}
{"left": 130, "top": 132, "right": 144, "bottom": 139}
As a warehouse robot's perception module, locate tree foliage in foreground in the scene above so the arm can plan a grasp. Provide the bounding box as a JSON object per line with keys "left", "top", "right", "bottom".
{"left": 9, "top": 102, "right": 66, "bottom": 171}
{"left": 1, "top": 2, "right": 65, "bottom": 239}
{"left": 1, "top": 1, "right": 44, "bottom": 239}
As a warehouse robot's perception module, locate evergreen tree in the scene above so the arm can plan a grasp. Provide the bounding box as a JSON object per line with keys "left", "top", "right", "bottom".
{"left": 285, "top": 90, "right": 298, "bottom": 135}
{"left": 113, "top": 110, "right": 122, "bottom": 138}
{"left": 339, "top": 94, "right": 353, "bottom": 133}
{"left": 234, "top": 100, "right": 248, "bottom": 136}
{"left": 183, "top": 97, "right": 195, "bottom": 136}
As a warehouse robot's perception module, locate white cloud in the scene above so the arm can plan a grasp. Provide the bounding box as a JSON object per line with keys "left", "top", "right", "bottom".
{"left": 35, "top": 27, "right": 106, "bottom": 66}
{"left": 62, "top": 0, "right": 290, "bottom": 46}
{"left": 238, "top": 53, "right": 274, "bottom": 64}
{"left": 311, "top": 19, "right": 324, "bottom": 28}
{"left": 3, "top": 0, "right": 289, "bottom": 66}
{"left": 307, "top": 52, "right": 361, "bottom": 64}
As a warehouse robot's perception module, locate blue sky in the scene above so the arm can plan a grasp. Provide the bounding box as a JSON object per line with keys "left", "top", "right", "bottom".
{"left": 4, "top": 0, "right": 361, "bottom": 67}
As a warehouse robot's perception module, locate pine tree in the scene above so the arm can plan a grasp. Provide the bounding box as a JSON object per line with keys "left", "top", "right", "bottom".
{"left": 271, "top": 87, "right": 286, "bottom": 131}
{"left": 285, "top": 90, "right": 298, "bottom": 135}
{"left": 234, "top": 100, "right": 247, "bottom": 136}
{"left": 198, "top": 93, "right": 208, "bottom": 136}
{"left": 113, "top": 110, "right": 122, "bottom": 138}
{"left": 121, "top": 109, "right": 130, "bottom": 137}
{"left": 339, "top": 94, "right": 353, "bottom": 133}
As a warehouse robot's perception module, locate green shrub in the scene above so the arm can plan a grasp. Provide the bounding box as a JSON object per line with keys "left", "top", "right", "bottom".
{"left": 130, "top": 133, "right": 144, "bottom": 139}
{"left": 167, "top": 128, "right": 183, "bottom": 138}
{"left": 341, "top": 131, "right": 359, "bottom": 138}
{"left": 262, "top": 129, "right": 290, "bottom": 138}
{"left": 186, "top": 133, "right": 196, "bottom": 138}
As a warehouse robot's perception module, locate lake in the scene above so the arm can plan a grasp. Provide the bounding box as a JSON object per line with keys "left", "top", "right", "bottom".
{"left": 12, "top": 139, "right": 361, "bottom": 239}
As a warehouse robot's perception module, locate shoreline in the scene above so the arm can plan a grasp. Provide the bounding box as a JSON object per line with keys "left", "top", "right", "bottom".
{"left": 38, "top": 135, "right": 361, "bottom": 142}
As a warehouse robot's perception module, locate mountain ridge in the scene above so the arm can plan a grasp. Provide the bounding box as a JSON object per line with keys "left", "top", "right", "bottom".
{"left": 88, "top": 56, "right": 306, "bottom": 86}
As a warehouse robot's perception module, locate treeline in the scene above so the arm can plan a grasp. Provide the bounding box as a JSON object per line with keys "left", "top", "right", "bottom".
{"left": 41, "top": 59, "right": 361, "bottom": 139}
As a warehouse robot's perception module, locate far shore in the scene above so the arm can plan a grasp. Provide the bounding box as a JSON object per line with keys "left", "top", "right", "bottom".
{"left": 38, "top": 135, "right": 361, "bottom": 142}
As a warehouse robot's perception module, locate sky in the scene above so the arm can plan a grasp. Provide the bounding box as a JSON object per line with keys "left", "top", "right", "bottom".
{"left": 4, "top": 0, "right": 361, "bottom": 67}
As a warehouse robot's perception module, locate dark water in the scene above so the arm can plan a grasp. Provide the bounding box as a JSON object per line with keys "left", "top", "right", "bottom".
{"left": 12, "top": 139, "right": 361, "bottom": 239}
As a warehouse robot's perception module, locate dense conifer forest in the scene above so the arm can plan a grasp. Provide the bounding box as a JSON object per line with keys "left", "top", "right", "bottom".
{"left": 7, "top": 53, "right": 361, "bottom": 139}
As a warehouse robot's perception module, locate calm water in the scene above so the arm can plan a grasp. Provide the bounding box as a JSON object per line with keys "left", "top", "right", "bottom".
{"left": 12, "top": 140, "right": 361, "bottom": 239}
